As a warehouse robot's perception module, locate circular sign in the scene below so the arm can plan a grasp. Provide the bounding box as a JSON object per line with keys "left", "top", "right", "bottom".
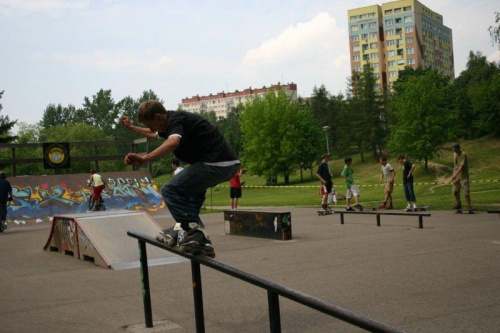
{"left": 44, "top": 143, "right": 70, "bottom": 168}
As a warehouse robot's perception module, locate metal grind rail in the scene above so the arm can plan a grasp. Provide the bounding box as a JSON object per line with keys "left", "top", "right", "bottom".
{"left": 127, "top": 231, "right": 404, "bottom": 333}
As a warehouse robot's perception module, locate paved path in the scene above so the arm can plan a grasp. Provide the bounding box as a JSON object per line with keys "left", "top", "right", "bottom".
{"left": 1, "top": 208, "right": 499, "bottom": 332}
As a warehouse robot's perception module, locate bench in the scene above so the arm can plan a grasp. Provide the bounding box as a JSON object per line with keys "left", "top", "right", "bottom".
{"left": 333, "top": 210, "right": 431, "bottom": 229}
{"left": 487, "top": 210, "right": 500, "bottom": 218}
{"left": 224, "top": 210, "right": 292, "bottom": 240}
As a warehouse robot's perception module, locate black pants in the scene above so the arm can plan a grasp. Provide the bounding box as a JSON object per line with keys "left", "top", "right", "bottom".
{"left": 0, "top": 201, "right": 7, "bottom": 221}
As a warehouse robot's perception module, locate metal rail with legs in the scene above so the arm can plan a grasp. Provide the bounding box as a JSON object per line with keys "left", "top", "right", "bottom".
{"left": 333, "top": 211, "right": 431, "bottom": 229}
{"left": 127, "top": 231, "right": 404, "bottom": 333}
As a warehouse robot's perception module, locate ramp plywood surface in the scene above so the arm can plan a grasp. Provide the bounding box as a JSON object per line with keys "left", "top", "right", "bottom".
{"left": 44, "top": 210, "right": 186, "bottom": 269}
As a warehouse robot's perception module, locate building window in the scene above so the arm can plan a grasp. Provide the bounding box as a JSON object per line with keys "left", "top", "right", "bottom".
{"left": 352, "top": 45, "right": 360, "bottom": 51}
{"left": 361, "top": 33, "right": 368, "bottom": 40}
{"left": 395, "top": 18, "right": 402, "bottom": 24}
{"left": 405, "top": 26, "right": 414, "bottom": 33}
{"left": 354, "top": 65, "right": 361, "bottom": 72}
{"left": 351, "top": 25, "right": 359, "bottom": 32}
{"left": 370, "top": 32, "right": 377, "bottom": 38}
{"left": 369, "top": 22, "right": 377, "bottom": 29}
{"left": 374, "top": 73, "right": 380, "bottom": 79}
{"left": 368, "top": 12, "right": 375, "bottom": 18}
{"left": 385, "top": 9, "right": 393, "bottom": 15}
{"left": 387, "top": 29, "right": 395, "bottom": 36}
{"left": 404, "top": 16, "right": 412, "bottom": 23}
{"left": 372, "top": 63, "right": 379, "bottom": 69}
{"left": 387, "top": 39, "right": 395, "bottom": 46}
{"left": 385, "top": 19, "right": 394, "bottom": 26}
{"left": 406, "top": 47, "right": 414, "bottom": 54}
{"left": 388, "top": 60, "right": 396, "bottom": 67}
{"left": 389, "top": 71, "right": 398, "bottom": 78}
{"left": 361, "top": 23, "right": 368, "bottom": 29}
{"left": 370, "top": 53, "right": 378, "bottom": 59}
{"left": 370, "top": 42, "right": 378, "bottom": 49}
{"left": 403, "top": 6, "right": 412, "bottom": 11}
{"left": 405, "top": 37, "right": 413, "bottom": 43}
{"left": 394, "top": 8, "right": 402, "bottom": 13}
{"left": 353, "top": 55, "right": 360, "bottom": 61}
{"left": 352, "top": 35, "right": 359, "bottom": 41}
{"left": 388, "top": 50, "right": 396, "bottom": 57}
{"left": 407, "top": 58, "right": 415, "bottom": 65}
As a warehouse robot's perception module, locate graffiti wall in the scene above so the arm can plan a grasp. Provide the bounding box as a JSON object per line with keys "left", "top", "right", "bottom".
{"left": 8, "top": 171, "right": 165, "bottom": 221}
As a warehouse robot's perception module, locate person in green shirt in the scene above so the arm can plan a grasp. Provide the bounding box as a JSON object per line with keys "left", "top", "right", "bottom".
{"left": 340, "top": 157, "right": 362, "bottom": 211}
{"left": 451, "top": 143, "right": 472, "bottom": 210}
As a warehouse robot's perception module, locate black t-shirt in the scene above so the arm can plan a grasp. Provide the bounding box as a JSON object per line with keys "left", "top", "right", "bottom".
{"left": 402, "top": 160, "right": 413, "bottom": 182}
{"left": 158, "top": 111, "right": 238, "bottom": 164}
{"left": 317, "top": 162, "right": 332, "bottom": 183}
{"left": 0, "top": 179, "right": 12, "bottom": 202}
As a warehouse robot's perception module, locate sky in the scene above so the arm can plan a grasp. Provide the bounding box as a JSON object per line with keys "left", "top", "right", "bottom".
{"left": 1, "top": 0, "right": 499, "bottom": 133}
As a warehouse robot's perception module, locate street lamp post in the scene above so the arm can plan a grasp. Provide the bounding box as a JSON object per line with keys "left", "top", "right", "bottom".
{"left": 322, "top": 126, "right": 330, "bottom": 155}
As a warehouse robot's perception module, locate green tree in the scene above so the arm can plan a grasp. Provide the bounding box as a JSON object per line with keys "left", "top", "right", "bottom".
{"left": 40, "top": 103, "right": 76, "bottom": 129}
{"left": 452, "top": 51, "right": 500, "bottom": 138}
{"left": 489, "top": 12, "right": 500, "bottom": 49}
{"left": 216, "top": 107, "right": 243, "bottom": 156}
{"left": 13, "top": 122, "right": 44, "bottom": 175}
{"left": 295, "top": 107, "right": 323, "bottom": 181}
{"left": 241, "top": 88, "right": 303, "bottom": 184}
{"left": 346, "top": 64, "right": 385, "bottom": 161}
{"left": 76, "top": 89, "right": 119, "bottom": 135}
{"left": 0, "top": 90, "right": 18, "bottom": 143}
{"left": 387, "top": 69, "right": 454, "bottom": 170}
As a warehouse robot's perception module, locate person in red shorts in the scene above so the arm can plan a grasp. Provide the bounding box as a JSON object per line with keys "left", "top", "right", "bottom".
{"left": 229, "top": 166, "right": 243, "bottom": 210}
{"left": 88, "top": 168, "right": 106, "bottom": 210}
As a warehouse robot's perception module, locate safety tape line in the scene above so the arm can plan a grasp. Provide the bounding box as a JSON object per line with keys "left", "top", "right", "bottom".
{"left": 216, "top": 179, "right": 500, "bottom": 189}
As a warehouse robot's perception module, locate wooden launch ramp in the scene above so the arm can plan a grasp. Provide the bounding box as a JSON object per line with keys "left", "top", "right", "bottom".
{"left": 43, "top": 210, "right": 186, "bottom": 269}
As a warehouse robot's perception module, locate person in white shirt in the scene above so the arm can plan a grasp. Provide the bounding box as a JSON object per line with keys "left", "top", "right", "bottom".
{"left": 171, "top": 159, "right": 184, "bottom": 176}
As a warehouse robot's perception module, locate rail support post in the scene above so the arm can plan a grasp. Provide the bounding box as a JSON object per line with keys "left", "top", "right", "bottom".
{"left": 138, "top": 240, "right": 153, "bottom": 328}
{"left": 191, "top": 261, "right": 205, "bottom": 333}
{"left": 340, "top": 212, "right": 344, "bottom": 225}
{"left": 419, "top": 216, "right": 423, "bottom": 229}
{"left": 268, "top": 291, "right": 281, "bottom": 333}
{"left": 376, "top": 214, "right": 381, "bottom": 227}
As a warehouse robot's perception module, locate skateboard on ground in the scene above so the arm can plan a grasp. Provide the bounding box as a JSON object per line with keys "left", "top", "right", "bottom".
{"left": 455, "top": 209, "right": 475, "bottom": 214}
{"left": 0, "top": 221, "right": 6, "bottom": 233}
{"left": 405, "top": 205, "right": 429, "bottom": 212}
{"left": 317, "top": 210, "right": 333, "bottom": 216}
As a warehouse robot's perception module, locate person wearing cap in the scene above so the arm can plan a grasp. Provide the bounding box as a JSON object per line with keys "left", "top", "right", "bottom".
{"left": 316, "top": 153, "right": 334, "bottom": 213}
{"left": 0, "top": 171, "right": 13, "bottom": 229}
{"left": 451, "top": 143, "right": 471, "bottom": 210}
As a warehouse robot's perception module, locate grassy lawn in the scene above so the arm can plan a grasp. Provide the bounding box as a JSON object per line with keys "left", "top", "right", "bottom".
{"left": 154, "top": 136, "right": 500, "bottom": 211}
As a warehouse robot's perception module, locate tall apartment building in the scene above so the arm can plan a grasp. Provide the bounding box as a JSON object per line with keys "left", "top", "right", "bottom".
{"left": 179, "top": 83, "right": 298, "bottom": 118}
{"left": 348, "top": 0, "right": 454, "bottom": 91}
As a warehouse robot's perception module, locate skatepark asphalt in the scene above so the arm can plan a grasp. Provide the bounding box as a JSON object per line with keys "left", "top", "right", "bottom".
{"left": 1, "top": 207, "right": 499, "bottom": 332}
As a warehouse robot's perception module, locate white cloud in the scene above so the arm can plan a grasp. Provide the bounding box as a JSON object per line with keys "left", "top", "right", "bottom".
{"left": 238, "top": 12, "right": 350, "bottom": 95}
{"left": 0, "top": 0, "right": 89, "bottom": 12}
{"left": 51, "top": 49, "right": 173, "bottom": 72}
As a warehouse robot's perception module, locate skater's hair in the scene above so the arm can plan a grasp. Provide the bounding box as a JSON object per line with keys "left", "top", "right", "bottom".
{"left": 138, "top": 100, "right": 167, "bottom": 122}
{"left": 0, "top": 171, "right": 6, "bottom": 179}
{"left": 344, "top": 157, "right": 352, "bottom": 164}
{"left": 90, "top": 168, "right": 96, "bottom": 174}
{"left": 171, "top": 158, "right": 180, "bottom": 167}
{"left": 322, "top": 153, "right": 329, "bottom": 159}
{"left": 397, "top": 154, "right": 405, "bottom": 160}
{"left": 380, "top": 156, "right": 387, "bottom": 162}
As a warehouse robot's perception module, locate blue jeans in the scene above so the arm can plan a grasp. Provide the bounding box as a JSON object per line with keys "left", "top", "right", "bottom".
{"left": 403, "top": 181, "right": 416, "bottom": 202}
{"left": 161, "top": 162, "right": 240, "bottom": 230}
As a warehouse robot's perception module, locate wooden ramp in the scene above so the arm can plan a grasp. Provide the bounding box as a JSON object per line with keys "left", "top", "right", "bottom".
{"left": 43, "top": 210, "right": 186, "bottom": 269}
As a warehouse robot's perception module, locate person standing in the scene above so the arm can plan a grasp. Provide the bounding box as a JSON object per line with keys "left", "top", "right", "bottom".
{"left": 88, "top": 168, "right": 106, "bottom": 211}
{"left": 451, "top": 143, "right": 472, "bottom": 210}
{"left": 171, "top": 158, "right": 184, "bottom": 176}
{"left": 121, "top": 100, "right": 239, "bottom": 258}
{"left": 316, "top": 153, "right": 333, "bottom": 212}
{"left": 379, "top": 157, "right": 395, "bottom": 209}
{"left": 397, "top": 154, "right": 417, "bottom": 211}
{"left": 229, "top": 166, "right": 243, "bottom": 210}
{"left": 340, "top": 157, "right": 362, "bottom": 211}
{"left": 0, "top": 171, "right": 13, "bottom": 229}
